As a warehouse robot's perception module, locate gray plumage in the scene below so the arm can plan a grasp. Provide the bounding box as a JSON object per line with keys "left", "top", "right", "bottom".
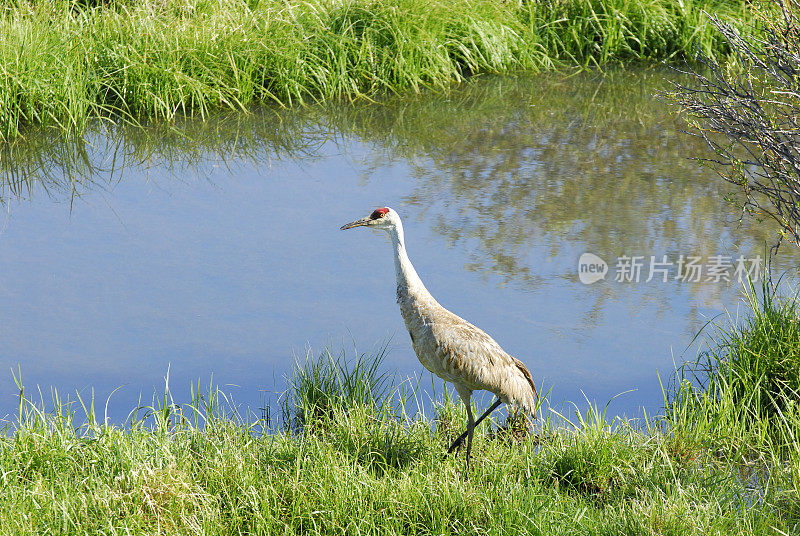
{"left": 341, "top": 206, "right": 537, "bottom": 468}
{"left": 397, "top": 286, "right": 537, "bottom": 417}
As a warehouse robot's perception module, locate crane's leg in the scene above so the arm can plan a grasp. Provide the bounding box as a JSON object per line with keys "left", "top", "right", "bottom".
{"left": 464, "top": 402, "right": 475, "bottom": 471}
{"left": 446, "top": 397, "right": 502, "bottom": 455}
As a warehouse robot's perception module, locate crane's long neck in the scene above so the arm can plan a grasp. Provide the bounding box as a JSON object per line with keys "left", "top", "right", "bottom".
{"left": 389, "top": 221, "right": 431, "bottom": 302}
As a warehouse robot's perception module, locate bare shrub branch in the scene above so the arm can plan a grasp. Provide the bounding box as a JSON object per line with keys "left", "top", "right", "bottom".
{"left": 667, "top": 1, "right": 800, "bottom": 248}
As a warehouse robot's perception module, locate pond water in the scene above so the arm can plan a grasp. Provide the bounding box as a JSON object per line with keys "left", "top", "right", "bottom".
{"left": 1, "top": 67, "right": 798, "bottom": 425}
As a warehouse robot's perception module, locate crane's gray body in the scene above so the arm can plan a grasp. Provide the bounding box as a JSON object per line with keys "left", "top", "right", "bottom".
{"left": 396, "top": 280, "right": 537, "bottom": 415}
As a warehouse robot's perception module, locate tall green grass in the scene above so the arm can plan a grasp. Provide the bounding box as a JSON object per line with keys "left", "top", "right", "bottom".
{"left": 0, "top": 0, "right": 753, "bottom": 140}
{"left": 666, "top": 278, "right": 800, "bottom": 450}
{"left": 280, "top": 343, "right": 397, "bottom": 433}
{"left": 664, "top": 276, "right": 800, "bottom": 524}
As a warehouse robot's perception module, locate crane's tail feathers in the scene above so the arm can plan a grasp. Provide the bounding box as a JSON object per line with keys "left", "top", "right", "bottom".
{"left": 511, "top": 356, "right": 538, "bottom": 420}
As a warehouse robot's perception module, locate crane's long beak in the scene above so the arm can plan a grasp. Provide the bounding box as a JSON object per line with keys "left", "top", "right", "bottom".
{"left": 340, "top": 217, "right": 371, "bottom": 230}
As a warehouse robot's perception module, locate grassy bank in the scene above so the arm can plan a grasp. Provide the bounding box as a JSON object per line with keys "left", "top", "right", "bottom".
{"left": 665, "top": 279, "right": 800, "bottom": 525}
{"left": 0, "top": 385, "right": 783, "bottom": 534}
{"left": 2, "top": 285, "right": 799, "bottom": 535}
{"left": 0, "top": 0, "right": 753, "bottom": 141}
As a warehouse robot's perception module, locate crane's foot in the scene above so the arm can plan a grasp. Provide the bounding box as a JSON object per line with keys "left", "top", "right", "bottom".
{"left": 445, "top": 431, "right": 468, "bottom": 455}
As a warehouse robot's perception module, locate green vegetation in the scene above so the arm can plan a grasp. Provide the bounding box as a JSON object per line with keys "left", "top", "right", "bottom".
{"left": 0, "top": 0, "right": 753, "bottom": 140}
{"left": 3, "top": 286, "right": 799, "bottom": 534}
{"left": 665, "top": 278, "right": 800, "bottom": 523}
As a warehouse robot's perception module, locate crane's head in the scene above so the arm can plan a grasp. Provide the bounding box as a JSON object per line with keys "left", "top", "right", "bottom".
{"left": 340, "top": 207, "right": 400, "bottom": 233}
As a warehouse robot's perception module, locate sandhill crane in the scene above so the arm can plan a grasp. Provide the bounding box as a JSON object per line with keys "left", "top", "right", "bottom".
{"left": 341, "top": 207, "right": 538, "bottom": 469}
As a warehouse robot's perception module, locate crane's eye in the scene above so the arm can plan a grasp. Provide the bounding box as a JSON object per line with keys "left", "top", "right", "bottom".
{"left": 370, "top": 208, "right": 389, "bottom": 219}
